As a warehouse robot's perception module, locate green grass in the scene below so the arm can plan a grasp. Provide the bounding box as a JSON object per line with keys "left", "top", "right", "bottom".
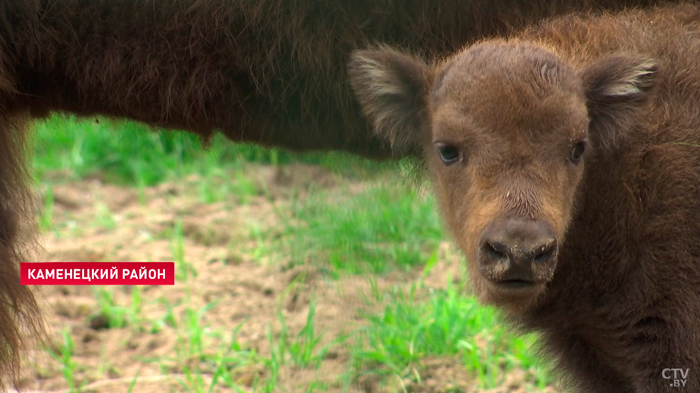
{"left": 31, "top": 114, "right": 392, "bottom": 188}
{"left": 29, "top": 114, "right": 555, "bottom": 392}
{"left": 172, "top": 219, "right": 198, "bottom": 283}
{"left": 272, "top": 183, "right": 444, "bottom": 275}
{"left": 350, "top": 277, "right": 552, "bottom": 390}
{"left": 47, "top": 328, "right": 83, "bottom": 393}
{"left": 39, "top": 183, "right": 54, "bottom": 232}
{"left": 272, "top": 297, "right": 338, "bottom": 370}
{"left": 91, "top": 285, "right": 143, "bottom": 330}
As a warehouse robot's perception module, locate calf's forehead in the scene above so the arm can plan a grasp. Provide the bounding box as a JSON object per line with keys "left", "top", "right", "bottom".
{"left": 432, "top": 42, "right": 581, "bottom": 93}
{"left": 428, "top": 47, "right": 589, "bottom": 143}
{"left": 429, "top": 93, "right": 590, "bottom": 146}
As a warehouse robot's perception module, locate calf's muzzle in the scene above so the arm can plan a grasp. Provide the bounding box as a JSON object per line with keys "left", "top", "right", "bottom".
{"left": 478, "top": 217, "right": 558, "bottom": 288}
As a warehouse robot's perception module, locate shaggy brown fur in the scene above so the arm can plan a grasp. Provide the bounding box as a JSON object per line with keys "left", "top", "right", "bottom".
{"left": 0, "top": 0, "right": 693, "bottom": 389}
{"left": 350, "top": 3, "right": 700, "bottom": 392}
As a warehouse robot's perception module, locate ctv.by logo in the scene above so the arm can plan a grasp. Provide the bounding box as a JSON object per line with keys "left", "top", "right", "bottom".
{"left": 663, "top": 368, "right": 689, "bottom": 387}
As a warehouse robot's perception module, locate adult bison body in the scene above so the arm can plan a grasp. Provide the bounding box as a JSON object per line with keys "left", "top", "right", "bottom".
{"left": 350, "top": 3, "right": 700, "bottom": 392}
{"left": 0, "top": 0, "right": 695, "bottom": 390}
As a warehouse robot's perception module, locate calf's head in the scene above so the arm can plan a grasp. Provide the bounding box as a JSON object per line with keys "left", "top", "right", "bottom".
{"left": 348, "top": 41, "right": 657, "bottom": 312}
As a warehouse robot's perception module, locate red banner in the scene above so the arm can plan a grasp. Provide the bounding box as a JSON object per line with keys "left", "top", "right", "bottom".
{"left": 20, "top": 262, "right": 175, "bottom": 285}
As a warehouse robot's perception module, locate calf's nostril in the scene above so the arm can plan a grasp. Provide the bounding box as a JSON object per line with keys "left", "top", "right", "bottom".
{"left": 533, "top": 241, "right": 557, "bottom": 263}
{"left": 483, "top": 241, "right": 508, "bottom": 261}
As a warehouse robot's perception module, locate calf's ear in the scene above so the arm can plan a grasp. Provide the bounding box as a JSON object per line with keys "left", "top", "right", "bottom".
{"left": 580, "top": 54, "right": 658, "bottom": 152}
{"left": 348, "top": 46, "right": 431, "bottom": 156}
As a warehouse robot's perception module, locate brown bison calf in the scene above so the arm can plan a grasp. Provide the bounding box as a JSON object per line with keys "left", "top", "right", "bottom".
{"left": 350, "top": 3, "right": 700, "bottom": 392}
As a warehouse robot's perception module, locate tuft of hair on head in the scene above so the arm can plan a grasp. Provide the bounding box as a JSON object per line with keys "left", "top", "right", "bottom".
{"left": 579, "top": 53, "right": 659, "bottom": 153}
{"left": 348, "top": 45, "right": 432, "bottom": 157}
{"left": 535, "top": 58, "right": 561, "bottom": 86}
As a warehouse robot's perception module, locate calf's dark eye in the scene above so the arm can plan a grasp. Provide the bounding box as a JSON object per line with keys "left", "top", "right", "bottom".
{"left": 569, "top": 141, "right": 586, "bottom": 164}
{"left": 435, "top": 143, "right": 462, "bottom": 165}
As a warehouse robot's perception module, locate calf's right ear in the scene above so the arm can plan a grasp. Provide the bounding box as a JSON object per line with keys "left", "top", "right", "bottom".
{"left": 348, "top": 47, "right": 431, "bottom": 156}
{"left": 580, "top": 53, "right": 658, "bottom": 153}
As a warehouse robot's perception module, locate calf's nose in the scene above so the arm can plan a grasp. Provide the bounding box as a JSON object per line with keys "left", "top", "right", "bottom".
{"left": 478, "top": 218, "right": 557, "bottom": 283}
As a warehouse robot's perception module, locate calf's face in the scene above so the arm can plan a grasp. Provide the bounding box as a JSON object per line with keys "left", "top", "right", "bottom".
{"left": 349, "top": 42, "right": 657, "bottom": 312}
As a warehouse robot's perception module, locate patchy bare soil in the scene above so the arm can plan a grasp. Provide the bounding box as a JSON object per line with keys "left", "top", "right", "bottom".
{"left": 15, "top": 164, "right": 558, "bottom": 393}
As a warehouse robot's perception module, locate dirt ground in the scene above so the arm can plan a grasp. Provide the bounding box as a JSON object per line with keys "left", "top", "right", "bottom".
{"left": 15, "top": 164, "right": 559, "bottom": 393}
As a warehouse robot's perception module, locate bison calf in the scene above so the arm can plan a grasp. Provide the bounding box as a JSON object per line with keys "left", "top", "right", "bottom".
{"left": 349, "top": 3, "right": 700, "bottom": 392}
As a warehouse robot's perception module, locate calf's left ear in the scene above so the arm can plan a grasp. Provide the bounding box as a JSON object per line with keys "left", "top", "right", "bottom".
{"left": 580, "top": 54, "right": 658, "bottom": 152}
{"left": 348, "top": 46, "right": 432, "bottom": 156}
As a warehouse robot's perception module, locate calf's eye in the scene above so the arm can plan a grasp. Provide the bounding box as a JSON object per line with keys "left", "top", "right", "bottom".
{"left": 435, "top": 143, "right": 462, "bottom": 165}
{"left": 569, "top": 141, "right": 586, "bottom": 164}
